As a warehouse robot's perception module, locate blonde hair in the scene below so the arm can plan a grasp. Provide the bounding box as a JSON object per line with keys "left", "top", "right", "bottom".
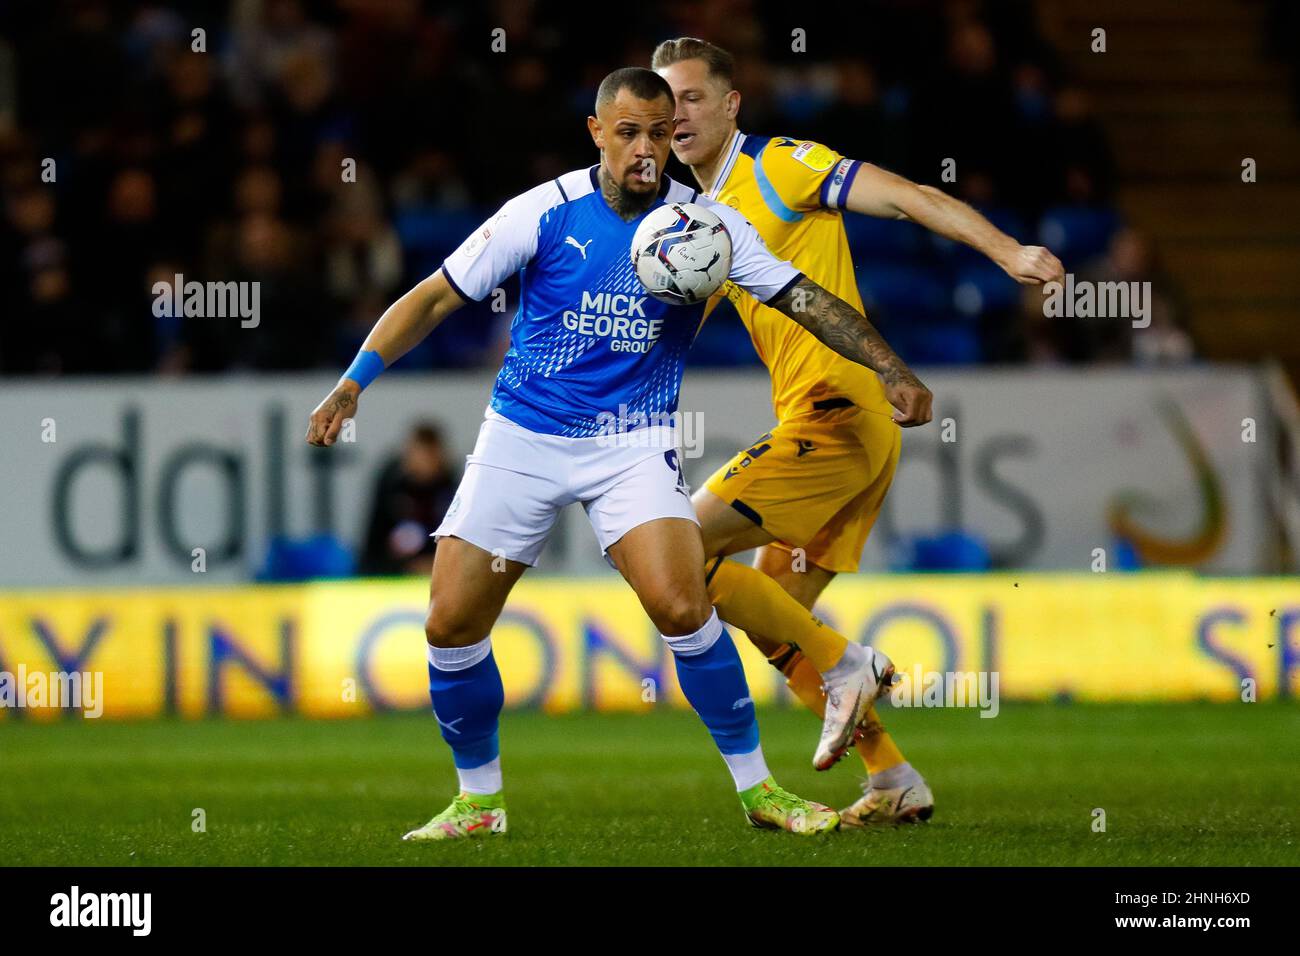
{"left": 651, "top": 37, "right": 735, "bottom": 89}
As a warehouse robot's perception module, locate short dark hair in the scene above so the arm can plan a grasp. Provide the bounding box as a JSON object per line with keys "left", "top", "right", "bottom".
{"left": 650, "top": 37, "right": 735, "bottom": 88}
{"left": 594, "top": 67, "right": 675, "bottom": 112}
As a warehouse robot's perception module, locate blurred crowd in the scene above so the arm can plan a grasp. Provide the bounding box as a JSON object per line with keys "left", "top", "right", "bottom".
{"left": 0, "top": 0, "right": 1194, "bottom": 375}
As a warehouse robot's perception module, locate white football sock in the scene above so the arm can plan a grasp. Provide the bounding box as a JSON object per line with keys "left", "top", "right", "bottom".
{"left": 427, "top": 636, "right": 492, "bottom": 671}
{"left": 869, "top": 761, "right": 919, "bottom": 791}
{"left": 660, "top": 608, "right": 724, "bottom": 656}
{"left": 457, "top": 756, "right": 503, "bottom": 796}
{"left": 721, "top": 745, "right": 770, "bottom": 792}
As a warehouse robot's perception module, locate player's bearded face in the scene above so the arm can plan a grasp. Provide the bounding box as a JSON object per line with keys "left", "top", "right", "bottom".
{"left": 593, "top": 92, "right": 674, "bottom": 196}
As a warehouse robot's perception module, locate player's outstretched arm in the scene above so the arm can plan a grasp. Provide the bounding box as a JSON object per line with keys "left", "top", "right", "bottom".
{"left": 844, "top": 163, "right": 1064, "bottom": 286}
{"left": 768, "top": 276, "right": 933, "bottom": 427}
{"left": 306, "top": 270, "right": 466, "bottom": 447}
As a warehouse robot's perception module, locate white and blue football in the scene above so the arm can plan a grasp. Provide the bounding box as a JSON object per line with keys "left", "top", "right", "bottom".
{"left": 631, "top": 202, "right": 732, "bottom": 306}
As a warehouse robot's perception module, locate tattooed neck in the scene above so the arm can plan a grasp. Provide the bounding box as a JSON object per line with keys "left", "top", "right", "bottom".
{"left": 599, "top": 166, "right": 656, "bottom": 222}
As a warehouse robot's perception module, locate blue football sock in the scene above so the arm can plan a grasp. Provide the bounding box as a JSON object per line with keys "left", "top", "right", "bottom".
{"left": 666, "top": 611, "right": 762, "bottom": 760}
{"left": 426, "top": 638, "right": 504, "bottom": 781}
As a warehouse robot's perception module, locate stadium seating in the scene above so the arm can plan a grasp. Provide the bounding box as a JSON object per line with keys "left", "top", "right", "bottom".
{"left": 0, "top": 2, "right": 1137, "bottom": 375}
{"left": 1037, "top": 205, "right": 1122, "bottom": 267}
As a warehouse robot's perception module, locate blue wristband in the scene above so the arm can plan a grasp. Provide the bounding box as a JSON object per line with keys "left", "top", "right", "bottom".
{"left": 343, "top": 349, "right": 385, "bottom": 390}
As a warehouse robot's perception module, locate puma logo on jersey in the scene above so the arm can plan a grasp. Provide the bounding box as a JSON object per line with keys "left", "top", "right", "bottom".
{"left": 796, "top": 440, "right": 816, "bottom": 457}
{"left": 565, "top": 236, "right": 593, "bottom": 258}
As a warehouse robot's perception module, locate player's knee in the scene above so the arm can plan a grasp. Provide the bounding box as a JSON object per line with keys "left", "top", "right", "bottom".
{"left": 649, "top": 590, "right": 714, "bottom": 638}
{"left": 424, "top": 601, "right": 485, "bottom": 648}
{"left": 702, "top": 557, "right": 729, "bottom": 604}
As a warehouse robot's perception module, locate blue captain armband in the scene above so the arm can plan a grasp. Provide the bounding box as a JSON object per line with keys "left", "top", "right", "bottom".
{"left": 819, "top": 158, "right": 862, "bottom": 210}
{"left": 343, "top": 349, "right": 386, "bottom": 391}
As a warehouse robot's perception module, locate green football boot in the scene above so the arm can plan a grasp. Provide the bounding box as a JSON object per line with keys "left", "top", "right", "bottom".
{"left": 402, "top": 791, "right": 507, "bottom": 842}
{"left": 741, "top": 777, "right": 840, "bottom": 834}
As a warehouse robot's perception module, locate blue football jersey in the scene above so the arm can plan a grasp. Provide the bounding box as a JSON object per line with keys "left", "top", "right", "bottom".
{"left": 441, "top": 167, "right": 801, "bottom": 437}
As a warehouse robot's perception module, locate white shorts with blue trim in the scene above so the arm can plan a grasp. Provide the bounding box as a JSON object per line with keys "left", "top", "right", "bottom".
{"left": 433, "top": 409, "right": 697, "bottom": 567}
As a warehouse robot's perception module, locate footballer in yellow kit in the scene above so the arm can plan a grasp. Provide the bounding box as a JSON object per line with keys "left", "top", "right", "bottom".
{"left": 654, "top": 37, "right": 1064, "bottom": 826}
{"left": 704, "top": 130, "right": 900, "bottom": 575}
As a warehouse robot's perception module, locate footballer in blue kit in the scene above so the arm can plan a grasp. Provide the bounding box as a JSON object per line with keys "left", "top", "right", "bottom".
{"left": 306, "top": 67, "right": 915, "bottom": 840}
{"left": 449, "top": 166, "right": 732, "bottom": 439}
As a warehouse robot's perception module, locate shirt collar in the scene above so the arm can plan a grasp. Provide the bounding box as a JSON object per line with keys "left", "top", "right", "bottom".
{"left": 706, "top": 130, "right": 745, "bottom": 199}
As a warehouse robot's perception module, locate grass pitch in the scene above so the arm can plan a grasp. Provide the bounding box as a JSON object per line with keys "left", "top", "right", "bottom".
{"left": 1, "top": 703, "right": 1296, "bottom": 866}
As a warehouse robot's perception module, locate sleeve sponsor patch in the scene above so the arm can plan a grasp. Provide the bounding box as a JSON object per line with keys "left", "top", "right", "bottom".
{"left": 791, "top": 142, "right": 836, "bottom": 172}
{"left": 462, "top": 212, "right": 506, "bottom": 258}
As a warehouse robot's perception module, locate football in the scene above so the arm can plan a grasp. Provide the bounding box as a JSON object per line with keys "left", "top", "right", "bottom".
{"left": 631, "top": 202, "right": 732, "bottom": 305}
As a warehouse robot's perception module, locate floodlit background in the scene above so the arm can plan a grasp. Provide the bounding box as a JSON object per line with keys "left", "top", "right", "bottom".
{"left": 1, "top": 0, "right": 1297, "bottom": 717}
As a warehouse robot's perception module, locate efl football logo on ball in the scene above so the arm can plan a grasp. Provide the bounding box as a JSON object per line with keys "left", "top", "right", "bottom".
{"left": 631, "top": 202, "right": 732, "bottom": 306}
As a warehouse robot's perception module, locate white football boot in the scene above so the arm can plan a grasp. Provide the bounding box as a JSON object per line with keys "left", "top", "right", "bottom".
{"left": 812, "top": 643, "right": 895, "bottom": 771}
{"left": 841, "top": 772, "right": 935, "bottom": 827}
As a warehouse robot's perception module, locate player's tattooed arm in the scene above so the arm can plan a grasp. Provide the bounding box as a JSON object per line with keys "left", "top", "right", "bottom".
{"left": 769, "top": 276, "right": 933, "bottom": 427}
{"left": 306, "top": 384, "right": 359, "bottom": 447}
{"left": 768, "top": 276, "right": 908, "bottom": 379}
{"left": 307, "top": 271, "right": 467, "bottom": 446}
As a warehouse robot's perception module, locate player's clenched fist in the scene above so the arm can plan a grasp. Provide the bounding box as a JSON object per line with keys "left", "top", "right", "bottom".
{"left": 306, "top": 381, "right": 360, "bottom": 446}
{"left": 884, "top": 373, "right": 933, "bottom": 428}
{"left": 1003, "top": 244, "right": 1065, "bottom": 286}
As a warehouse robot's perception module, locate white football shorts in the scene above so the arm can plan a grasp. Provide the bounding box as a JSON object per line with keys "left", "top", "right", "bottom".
{"left": 433, "top": 408, "right": 697, "bottom": 566}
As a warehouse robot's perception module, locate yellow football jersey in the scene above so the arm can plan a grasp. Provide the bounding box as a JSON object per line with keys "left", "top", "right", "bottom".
{"left": 707, "top": 132, "right": 891, "bottom": 421}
